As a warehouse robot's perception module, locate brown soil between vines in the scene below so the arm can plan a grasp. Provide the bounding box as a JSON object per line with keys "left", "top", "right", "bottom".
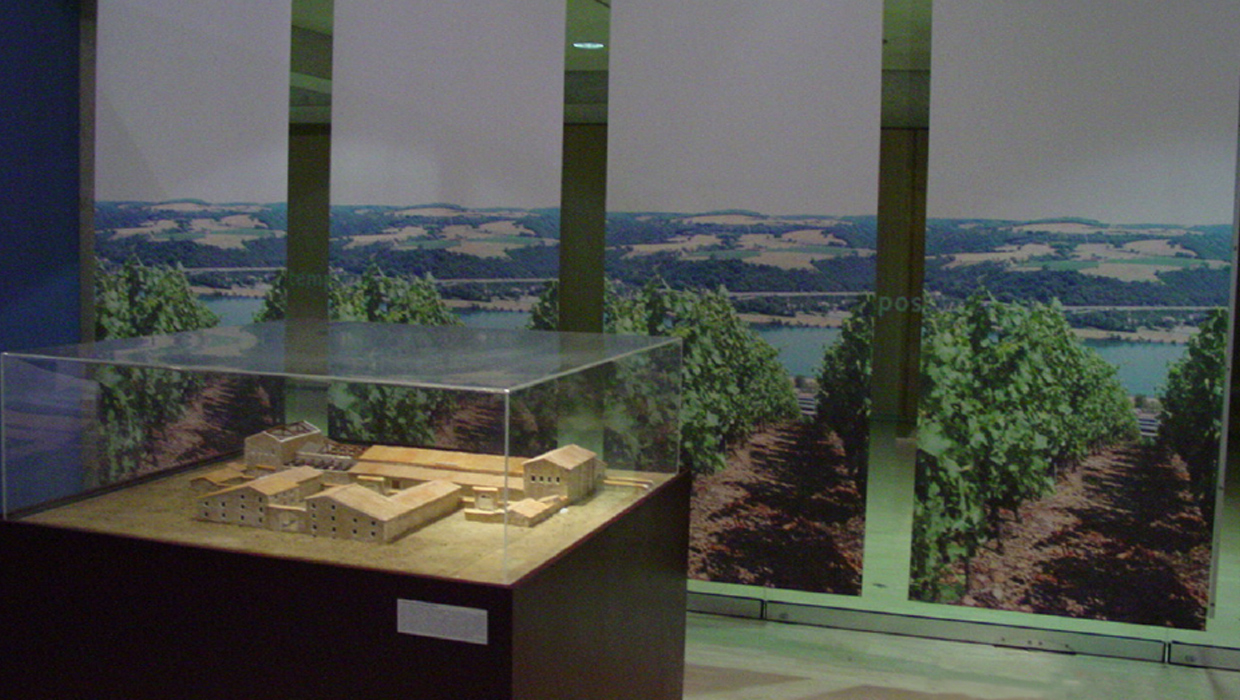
{"left": 949, "top": 442, "right": 1211, "bottom": 629}
{"left": 145, "top": 375, "right": 280, "bottom": 474}
{"left": 689, "top": 420, "right": 865, "bottom": 595}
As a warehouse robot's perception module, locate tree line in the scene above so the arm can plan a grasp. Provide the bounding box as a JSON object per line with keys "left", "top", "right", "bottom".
{"left": 925, "top": 260, "right": 1230, "bottom": 307}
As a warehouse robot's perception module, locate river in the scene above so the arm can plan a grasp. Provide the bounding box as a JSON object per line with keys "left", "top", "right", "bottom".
{"left": 202, "top": 298, "right": 1181, "bottom": 397}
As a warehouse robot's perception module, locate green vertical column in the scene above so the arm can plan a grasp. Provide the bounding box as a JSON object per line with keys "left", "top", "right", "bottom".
{"left": 286, "top": 123, "right": 332, "bottom": 322}
{"left": 285, "top": 7, "right": 333, "bottom": 426}
{"left": 862, "top": 125, "right": 927, "bottom": 601}
{"left": 558, "top": 123, "right": 608, "bottom": 333}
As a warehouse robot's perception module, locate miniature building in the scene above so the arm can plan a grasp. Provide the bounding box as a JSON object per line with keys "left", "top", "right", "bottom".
{"left": 359, "top": 445, "right": 511, "bottom": 475}
{"left": 473, "top": 486, "right": 501, "bottom": 512}
{"left": 508, "top": 496, "right": 568, "bottom": 528}
{"left": 304, "top": 480, "right": 463, "bottom": 543}
{"left": 198, "top": 466, "right": 324, "bottom": 529}
{"left": 291, "top": 439, "right": 365, "bottom": 471}
{"left": 190, "top": 464, "right": 249, "bottom": 493}
{"left": 522, "top": 445, "right": 603, "bottom": 503}
{"left": 465, "top": 494, "right": 567, "bottom": 527}
{"left": 348, "top": 462, "right": 520, "bottom": 500}
{"left": 199, "top": 431, "right": 601, "bottom": 541}
{"left": 244, "top": 421, "right": 323, "bottom": 467}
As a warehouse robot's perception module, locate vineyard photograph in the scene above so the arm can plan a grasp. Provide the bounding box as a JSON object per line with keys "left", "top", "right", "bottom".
{"left": 683, "top": 296, "right": 874, "bottom": 596}
{"left": 911, "top": 296, "right": 1226, "bottom": 629}
{"left": 93, "top": 209, "right": 1232, "bottom": 618}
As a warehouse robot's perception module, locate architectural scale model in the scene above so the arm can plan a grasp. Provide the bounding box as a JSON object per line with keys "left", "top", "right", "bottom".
{"left": 196, "top": 423, "right": 607, "bottom": 543}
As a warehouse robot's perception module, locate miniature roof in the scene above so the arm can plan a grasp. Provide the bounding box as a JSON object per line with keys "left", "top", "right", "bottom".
{"left": 349, "top": 462, "right": 511, "bottom": 491}
{"left": 207, "top": 466, "right": 323, "bottom": 498}
{"left": 192, "top": 464, "right": 247, "bottom": 484}
{"left": 524, "top": 444, "right": 597, "bottom": 471}
{"left": 262, "top": 421, "right": 321, "bottom": 440}
{"left": 393, "top": 480, "right": 462, "bottom": 507}
{"left": 359, "top": 445, "right": 515, "bottom": 475}
{"left": 300, "top": 439, "right": 366, "bottom": 457}
{"left": 508, "top": 498, "right": 557, "bottom": 519}
{"left": 307, "top": 480, "right": 461, "bottom": 521}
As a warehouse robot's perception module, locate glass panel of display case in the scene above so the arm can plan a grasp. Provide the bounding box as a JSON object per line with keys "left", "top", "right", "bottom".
{"left": 1, "top": 322, "right": 682, "bottom": 584}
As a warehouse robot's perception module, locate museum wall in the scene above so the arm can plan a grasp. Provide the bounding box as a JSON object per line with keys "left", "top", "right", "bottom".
{"left": 0, "top": 1, "right": 82, "bottom": 353}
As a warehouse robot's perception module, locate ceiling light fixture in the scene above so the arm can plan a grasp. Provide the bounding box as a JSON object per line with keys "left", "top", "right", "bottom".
{"left": 572, "top": 42, "right": 606, "bottom": 50}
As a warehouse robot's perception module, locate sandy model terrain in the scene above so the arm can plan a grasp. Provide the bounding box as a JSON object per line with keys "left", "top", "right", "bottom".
{"left": 25, "top": 460, "right": 672, "bottom": 585}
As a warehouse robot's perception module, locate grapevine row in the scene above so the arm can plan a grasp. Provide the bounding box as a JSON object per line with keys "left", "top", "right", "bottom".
{"left": 910, "top": 294, "right": 1137, "bottom": 601}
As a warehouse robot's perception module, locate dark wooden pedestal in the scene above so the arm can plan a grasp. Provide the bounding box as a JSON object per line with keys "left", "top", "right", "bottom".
{"left": 0, "top": 473, "right": 689, "bottom": 700}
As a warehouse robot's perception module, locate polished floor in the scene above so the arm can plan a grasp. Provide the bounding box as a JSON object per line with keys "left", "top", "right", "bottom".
{"left": 682, "top": 612, "right": 1240, "bottom": 700}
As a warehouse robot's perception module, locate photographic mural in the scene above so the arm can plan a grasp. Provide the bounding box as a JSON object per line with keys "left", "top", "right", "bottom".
{"left": 93, "top": 0, "right": 290, "bottom": 340}
{"left": 605, "top": 0, "right": 885, "bottom": 595}
{"left": 89, "top": 0, "right": 291, "bottom": 480}
{"left": 325, "top": 0, "right": 565, "bottom": 329}
{"left": 915, "top": 0, "right": 1240, "bottom": 629}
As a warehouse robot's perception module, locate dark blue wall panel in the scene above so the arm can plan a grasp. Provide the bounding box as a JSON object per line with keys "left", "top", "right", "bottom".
{"left": 1, "top": 1, "right": 81, "bottom": 352}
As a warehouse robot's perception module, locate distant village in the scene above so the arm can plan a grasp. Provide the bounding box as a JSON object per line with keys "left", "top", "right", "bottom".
{"left": 194, "top": 421, "right": 634, "bottom": 544}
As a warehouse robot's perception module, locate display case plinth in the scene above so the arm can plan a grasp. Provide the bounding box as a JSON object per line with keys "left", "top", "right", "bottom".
{"left": 0, "top": 472, "right": 689, "bottom": 700}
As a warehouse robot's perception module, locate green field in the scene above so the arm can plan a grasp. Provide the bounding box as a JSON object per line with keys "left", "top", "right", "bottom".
{"left": 1033, "top": 257, "right": 1212, "bottom": 272}
{"left": 1122, "top": 257, "right": 1213, "bottom": 267}
{"left": 393, "top": 239, "right": 460, "bottom": 251}
{"left": 1035, "top": 260, "right": 1100, "bottom": 271}
{"left": 152, "top": 228, "right": 280, "bottom": 242}
{"left": 685, "top": 250, "right": 762, "bottom": 261}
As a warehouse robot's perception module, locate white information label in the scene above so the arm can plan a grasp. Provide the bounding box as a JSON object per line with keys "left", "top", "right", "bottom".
{"left": 396, "top": 599, "right": 489, "bottom": 645}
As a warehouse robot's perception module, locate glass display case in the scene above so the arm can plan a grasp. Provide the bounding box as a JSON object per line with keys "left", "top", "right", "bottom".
{"left": 2, "top": 321, "right": 682, "bottom": 585}
{"left": 1, "top": 322, "right": 689, "bottom": 699}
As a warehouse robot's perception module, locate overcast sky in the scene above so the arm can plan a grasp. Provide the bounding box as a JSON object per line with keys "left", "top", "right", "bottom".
{"left": 929, "top": 0, "right": 1240, "bottom": 227}
{"left": 94, "top": 0, "right": 290, "bottom": 204}
{"left": 331, "top": 0, "right": 565, "bottom": 209}
{"left": 607, "top": 0, "right": 883, "bottom": 217}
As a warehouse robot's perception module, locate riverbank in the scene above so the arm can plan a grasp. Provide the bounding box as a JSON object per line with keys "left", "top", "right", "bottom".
{"left": 1073, "top": 327, "right": 1192, "bottom": 344}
